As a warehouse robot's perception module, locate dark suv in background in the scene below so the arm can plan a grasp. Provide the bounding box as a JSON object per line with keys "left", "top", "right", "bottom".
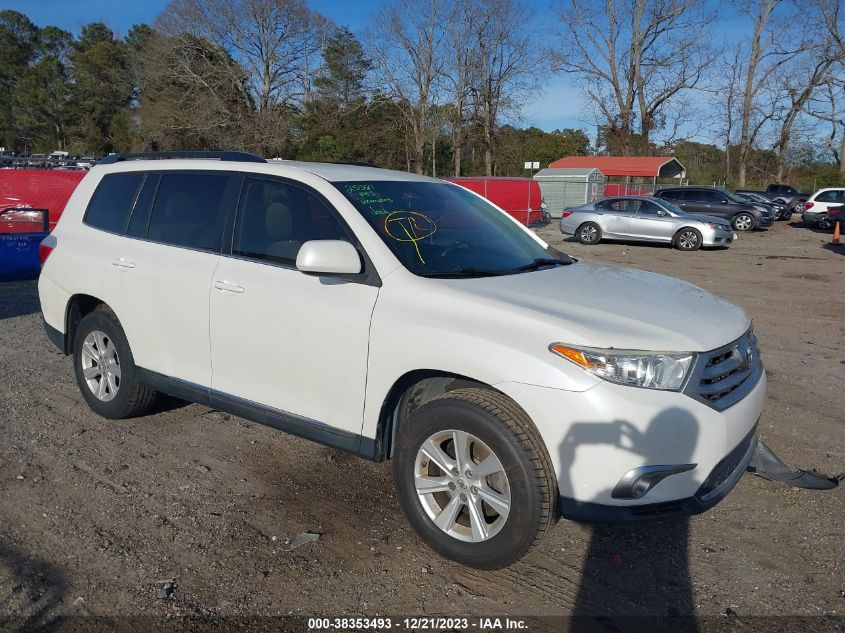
{"left": 656, "top": 187, "right": 773, "bottom": 231}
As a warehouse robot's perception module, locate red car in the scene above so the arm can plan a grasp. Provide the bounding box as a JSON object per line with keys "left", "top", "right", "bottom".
{"left": 446, "top": 177, "right": 546, "bottom": 226}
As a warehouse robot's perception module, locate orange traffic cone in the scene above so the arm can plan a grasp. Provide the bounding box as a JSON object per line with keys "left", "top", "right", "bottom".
{"left": 834, "top": 221, "right": 841, "bottom": 245}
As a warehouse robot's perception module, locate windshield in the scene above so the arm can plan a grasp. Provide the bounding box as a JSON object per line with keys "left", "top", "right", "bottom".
{"left": 337, "top": 180, "right": 570, "bottom": 277}
{"left": 659, "top": 199, "right": 686, "bottom": 215}
{"left": 722, "top": 190, "right": 748, "bottom": 204}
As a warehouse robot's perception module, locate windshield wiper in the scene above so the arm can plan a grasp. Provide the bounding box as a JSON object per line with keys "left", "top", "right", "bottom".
{"left": 421, "top": 267, "right": 510, "bottom": 278}
{"left": 422, "top": 257, "right": 570, "bottom": 278}
{"left": 508, "top": 257, "right": 571, "bottom": 272}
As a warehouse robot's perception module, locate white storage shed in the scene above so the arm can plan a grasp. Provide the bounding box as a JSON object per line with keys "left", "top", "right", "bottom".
{"left": 533, "top": 167, "right": 605, "bottom": 218}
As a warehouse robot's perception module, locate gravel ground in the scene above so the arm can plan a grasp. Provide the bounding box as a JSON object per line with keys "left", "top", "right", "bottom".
{"left": 0, "top": 219, "right": 842, "bottom": 631}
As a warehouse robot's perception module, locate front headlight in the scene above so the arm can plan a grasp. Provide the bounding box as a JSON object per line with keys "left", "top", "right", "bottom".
{"left": 550, "top": 344, "right": 695, "bottom": 391}
{"left": 705, "top": 222, "right": 722, "bottom": 229}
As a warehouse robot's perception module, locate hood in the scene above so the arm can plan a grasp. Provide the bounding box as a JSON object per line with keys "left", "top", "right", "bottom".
{"left": 442, "top": 262, "right": 749, "bottom": 352}
{"left": 682, "top": 213, "right": 731, "bottom": 227}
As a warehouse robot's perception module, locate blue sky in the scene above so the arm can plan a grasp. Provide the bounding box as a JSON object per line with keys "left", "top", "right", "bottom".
{"left": 2, "top": 0, "right": 751, "bottom": 140}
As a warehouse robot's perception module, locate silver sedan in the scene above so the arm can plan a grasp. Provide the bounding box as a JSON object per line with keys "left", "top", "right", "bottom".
{"left": 560, "top": 196, "right": 736, "bottom": 251}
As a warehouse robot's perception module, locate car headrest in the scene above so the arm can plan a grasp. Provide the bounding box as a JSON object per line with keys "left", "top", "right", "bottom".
{"left": 266, "top": 202, "right": 293, "bottom": 240}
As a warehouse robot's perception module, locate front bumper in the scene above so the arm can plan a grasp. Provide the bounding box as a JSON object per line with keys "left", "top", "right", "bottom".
{"left": 496, "top": 365, "right": 766, "bottom": 517}
{"left": 558, "top": 425, "right": 758, "bottom": 523}
{"left": 701, "top": 226, "right": 735, "bottom": 247}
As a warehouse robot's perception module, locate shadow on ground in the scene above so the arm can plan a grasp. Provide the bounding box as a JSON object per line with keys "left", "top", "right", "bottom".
{"left": 561, "top": 408, "right": 700, "bottom": 630}
{"left": 0, "top": 280, "right": 40, "bottom": 320}
{"left": 0, "top": 536, "right": 68, "bottom": 631}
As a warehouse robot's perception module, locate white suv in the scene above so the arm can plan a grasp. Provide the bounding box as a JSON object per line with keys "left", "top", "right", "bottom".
{"left": 39, "top": 152, "right": 766, "bottom": 569}
{"left": 801, "top": 188, "right": 845, "bottom": 227}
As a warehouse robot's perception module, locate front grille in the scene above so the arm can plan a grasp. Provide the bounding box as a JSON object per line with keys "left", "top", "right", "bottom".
{"left": 685, "top": 328, "right": 763, "bottom": 411}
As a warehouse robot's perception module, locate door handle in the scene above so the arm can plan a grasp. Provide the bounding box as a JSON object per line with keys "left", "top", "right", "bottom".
{"left": 111, "top": 258, "right": 135, "bottom": 269}
{"left": 214, "top": 280, "right": 244, "bottom": 294}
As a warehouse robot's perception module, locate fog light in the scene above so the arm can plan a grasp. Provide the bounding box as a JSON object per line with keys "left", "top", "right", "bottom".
{"left": 612, "top": 464, "right": 697, "bottom": 500}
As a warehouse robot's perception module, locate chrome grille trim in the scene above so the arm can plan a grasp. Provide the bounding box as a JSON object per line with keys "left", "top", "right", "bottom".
{"left": 684, "top": 328, "right": 763, "bottom": 411}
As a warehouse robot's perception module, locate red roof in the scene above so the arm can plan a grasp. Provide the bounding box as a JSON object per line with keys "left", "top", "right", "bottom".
{"left": 548, "top": 156, "right": 685, "bottom": 178}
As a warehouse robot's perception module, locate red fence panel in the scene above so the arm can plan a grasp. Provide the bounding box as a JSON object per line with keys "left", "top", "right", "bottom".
{"left": 0, "top": 169, "right": 85, "bottom": 233}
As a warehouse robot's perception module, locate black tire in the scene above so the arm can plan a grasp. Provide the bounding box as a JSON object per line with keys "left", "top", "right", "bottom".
{"left": 732, "top": 212, "right": 755, "bottom": 231}
{"left": 816, "top": 214, "right": 834, "bottom": 230}
{"left": 393, "top": 388, "right": 557, "bottom": 569}
{"left": 72, "top": 308, "right": 157, "bottom": 419}
{"left": 576, "top": 222, "right": 602, "bottom": 244}
{"left": 674, "top": 227, "right": 702, "bottom": 251}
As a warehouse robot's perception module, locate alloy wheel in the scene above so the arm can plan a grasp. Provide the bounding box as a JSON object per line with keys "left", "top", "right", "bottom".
{"left": 80, "top": 330, "right": 121, "bottom": 402}
{"left": 678, "top": 230, "right": 699, "bottom": 250}
{"left": 579, "top": 226, "right": 597, "bottom": 242}
{"left": 414, "top": 429, "right": 511, "bottom": 543}
{"left": 734, "top": 215, "right": 753, "bottom": 231}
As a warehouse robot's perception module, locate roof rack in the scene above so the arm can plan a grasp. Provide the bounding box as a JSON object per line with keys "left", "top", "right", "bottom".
{"left": 328, "top": 160, "right": 383, "bottom": 168}
{"left": 99, "top": 151, "right": 266, "bottom": 165}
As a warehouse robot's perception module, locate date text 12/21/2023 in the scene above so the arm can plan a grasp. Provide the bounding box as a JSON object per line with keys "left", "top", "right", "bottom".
{"left": 307, "top": 617, "right": 529, "bottom": 631}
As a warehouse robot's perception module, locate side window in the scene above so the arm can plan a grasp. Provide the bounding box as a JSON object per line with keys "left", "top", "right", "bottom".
{"left": 701, "top": 190, "right": 725, "bottom": 203}
{"left": 233, "top": 177, "right": 351, "bottom": 265}
{"left": 84, "top": 173, "right": 144, "bottom": 234}
{"left": 639, "top": 200, "right": 663, "bottom": 215}
{"left": 146, "top": 172, "right": 229, "bottom": 251}
{"left": 126, "top": 174, "right": 160, "bottom": 238}
{"left": 815, "top": 190, "right": 839, "bottom": 203}
{"left": 658, "top": 190, "right": 682, "bottom": 200}
{"left": 607, "top": 199, "right": 630, "bottom": 212}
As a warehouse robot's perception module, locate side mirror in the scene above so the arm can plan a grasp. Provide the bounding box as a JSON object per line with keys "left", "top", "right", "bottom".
{"left": 720, "top": 198, "right": 729, "bottom": 204}
{"left": 657, "top": 209, "right": 668, "bottom": 216}
{"left": 296, "top": 240, "right": 362, "bottom": 275}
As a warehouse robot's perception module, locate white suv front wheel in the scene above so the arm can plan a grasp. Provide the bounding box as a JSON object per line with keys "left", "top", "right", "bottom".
{"left": 393, "top": 388, "right": 557, "bottom": 569}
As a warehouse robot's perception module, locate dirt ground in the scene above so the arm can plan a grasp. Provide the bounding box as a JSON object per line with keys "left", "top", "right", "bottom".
{"left": 0, "top": 218, "right": 842, "bottom": 631}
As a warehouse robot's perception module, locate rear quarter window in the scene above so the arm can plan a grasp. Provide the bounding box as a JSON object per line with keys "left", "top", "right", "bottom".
{"left": 814, "top": 190, "right": 841, "bottom": 203}
{"left": 83, "top": 173, "right": 144, "bottom": 234}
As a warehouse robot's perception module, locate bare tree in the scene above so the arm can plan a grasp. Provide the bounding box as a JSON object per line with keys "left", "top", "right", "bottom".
{"left": 711, "top": 47, "right": 746, "bottom": 179}
{"left": 467, "top": 0, "right": 541, "bottom": 175}
{"left": 444, "top": 0, "right": 475, "bottom": 176}
{"left": 731, "top": 0, "right": 813, "bottom": 186}
{"left": 136, "top": 32, "right": 254, "bottom": 150}
{"left": 552, "top": 0, "right": 713, "bottom": 155}
{"left": 367, "top": 0, "right": 450, "bottom": 174}
{"left": 804, "top": 0, "right": 845, "bottom": 176}
{"left": 158, "top": 0, "right": 330, "bottom": 154}
{"left": 807, "top": 78, "right": 845, "bottom": 172}
{"left": 772, "top": 54, "right": 839, "bottom": 181}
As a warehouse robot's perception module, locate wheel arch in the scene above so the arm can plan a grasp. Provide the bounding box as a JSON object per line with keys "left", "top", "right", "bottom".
{"left": 62, "top": 293, "right": 115, "bottom": 354}
{"left": 371, "top": 370, "right": 510, "bottom": 462}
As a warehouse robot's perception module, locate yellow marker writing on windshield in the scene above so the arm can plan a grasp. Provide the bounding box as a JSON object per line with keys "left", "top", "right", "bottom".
{"left": 384, "top": 211, "right": 437, "bottom": 265}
